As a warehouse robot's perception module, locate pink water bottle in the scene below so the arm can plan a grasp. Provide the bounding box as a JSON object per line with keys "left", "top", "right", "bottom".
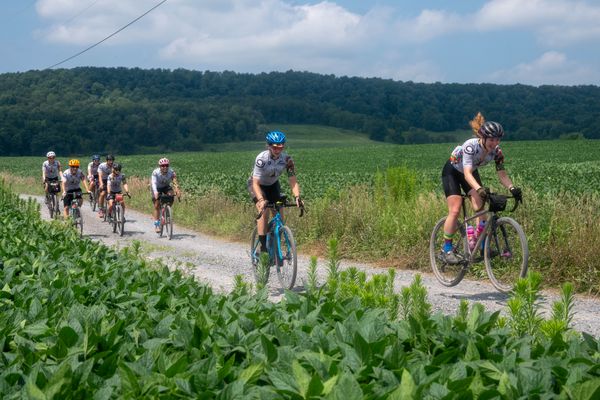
{"left": 466, "top": 225, "right": 476, "bottom": 251}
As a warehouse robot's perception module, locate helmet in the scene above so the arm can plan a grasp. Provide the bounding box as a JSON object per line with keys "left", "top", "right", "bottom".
{"left": 112, "top": 163, "right": 122, "bottom": 172}
{"left": 68, "top": 159, "right": 80, "bottom": 167}
{"left": 92, "top": 154, "right": 100, "bottom": 161}
{"left": 46, "top": 151, "right": 56, "bottom": 158}
{"left": 158, "top": 158, "right": 169, "bottom": 166}
{"left": 266, "top": 131, "right": 286, "bottom": 145}
{"left": 106, "top": 154, "right": 115, "bottom": 161}
{"left": 478, "top": 121, "right": 504, "bottom": 139}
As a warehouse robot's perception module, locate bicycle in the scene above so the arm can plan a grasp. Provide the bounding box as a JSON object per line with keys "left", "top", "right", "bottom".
{"left": 157, "top": 193, "right": 178, "bottom": 239}
{"left": 64, "top": 192, "right": 88, "bottom": 237}
{"left": 88, "top": 177, "right": 100, "bottom": 212}
{"left": 429, "top": 192, "right": 528, "bottom": 293}
{"left": 108, "top": 193, "right": 130, "bottom": 236}
{"left": 250, "top": 197, "right": 304, "bottom": 290}
{"left": 45, "top": 181, "right": 61, "bottom": 219}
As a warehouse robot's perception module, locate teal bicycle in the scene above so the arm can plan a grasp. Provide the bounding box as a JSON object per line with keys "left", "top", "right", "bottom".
{"left": 250, "top": 197, "right": 304, "bottom": 289}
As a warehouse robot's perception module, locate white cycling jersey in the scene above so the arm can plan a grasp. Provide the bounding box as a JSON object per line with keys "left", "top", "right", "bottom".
{"left": 107, "top": 173, "right": 126, "bottom": 193}
{"left": 98, "top": 162, "right": 113, "bottom": 180}
{"left": 42, "top": 160, "right": 62, "bottom": 179}
{"left": 151, "top": 168, "right": 177, "bottom": 194}
{"left": 251, "top": 150, "right": 293, "bottom": 186}
{"left": 62, "top": 169, "right": 86, "bottom": 191}
{"left": 88, "top": 161, "right": 100, "bottom": 176}
{"left": 449, "top": 138, "right": 505, "bottom": 173}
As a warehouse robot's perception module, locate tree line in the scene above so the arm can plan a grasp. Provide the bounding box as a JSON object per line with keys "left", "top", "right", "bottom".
{"left": 0, "top": 67, "right": 599, "bottom": 155}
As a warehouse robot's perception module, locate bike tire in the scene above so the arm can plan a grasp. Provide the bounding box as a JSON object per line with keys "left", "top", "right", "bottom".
{"left": 250, "top": 227, "right": 270, "bottom": 285}
{"left": 165, "top": 205, "right": 173, "bottom": 240}
{"left": 54, "top": 195, "right": 61, "bottom": 220}
{"left": 429, "top": 216, "right": 468, "bottom": 287}
{"left": 110, "top": 205, "right": 117, "bottom": 233}
{"left": 73, "top": 207, "right": 83, "bottom": 237}
{"left": 484, "top": 217, "right": 529, "bottom": 293}
{"left": 47, "top": 194, "right": 55, "bottom": 219}
{"left": 114, "top": 205, "right": 122, "bottom": 236}
{"left": 159, "top": 206, "right": 165, "bottom": 237}
{"left": 119, "top": 205, "right": 125, "bottom": 237}
{"left": 275, "top": 226, "right": 297, "bottom": 290}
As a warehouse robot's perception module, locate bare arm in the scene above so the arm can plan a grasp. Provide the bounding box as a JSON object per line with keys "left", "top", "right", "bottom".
{"left": 463, "top": 166, "right": 481, "bottom": 192}
{"left": 497, "top": 170, "right": 514, "bottom": 190}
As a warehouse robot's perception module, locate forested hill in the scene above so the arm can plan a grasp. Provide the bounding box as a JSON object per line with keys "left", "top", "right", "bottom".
{"left": 1, "top": 67, "right": 599, "bottom": 155}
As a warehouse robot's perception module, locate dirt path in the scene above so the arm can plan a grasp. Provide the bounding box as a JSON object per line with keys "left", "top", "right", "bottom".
{"left": 28, "top": 194, "right": 600, "bottom": 338}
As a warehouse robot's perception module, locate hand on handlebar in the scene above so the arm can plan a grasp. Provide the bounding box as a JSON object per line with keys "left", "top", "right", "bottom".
{"left": 510, "top": 186, "right": 522, "bottom": 202}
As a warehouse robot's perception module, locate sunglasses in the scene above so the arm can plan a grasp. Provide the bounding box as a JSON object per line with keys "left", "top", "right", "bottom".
{"left": 160, "top": 165, "right": 169, "bottom": 167}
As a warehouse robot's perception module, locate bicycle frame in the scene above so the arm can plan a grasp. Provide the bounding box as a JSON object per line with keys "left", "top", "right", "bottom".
{"left": 266, "top": 209, "right": 287, "bottom": 263}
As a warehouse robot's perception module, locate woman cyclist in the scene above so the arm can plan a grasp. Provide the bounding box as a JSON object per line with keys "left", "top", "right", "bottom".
{"left": 106, "top": 163, "right": 130, "bottom": 220}
{"left": 42, "top": 151, "right": 62, "bottom": 203}
{"left": 441, "top": 112, "right": 522, "bottom": 264}
{"left": 87, "top": 154, "right": 101, "bottom": 201}
{"left": 248, "top": 130, "right": 303, "bottom": 254}
{"left": 61, "top": 159, "right": 89, "bottom": 219}
{"left": 151, "top": 158, "right": 180, "bottom": 233}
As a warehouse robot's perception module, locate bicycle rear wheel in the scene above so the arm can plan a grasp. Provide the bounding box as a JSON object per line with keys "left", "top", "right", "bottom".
{"left": 484, "top": 217, "right": 529, "bottom": 293}
{"left": 250, "top": 227, "right": 270, "bottom": 285}
{"left": 275, "top": 226, "right": 297, "bottom": 290}
{"left": 429, "top": 217, "right": 468, "bottom": 287}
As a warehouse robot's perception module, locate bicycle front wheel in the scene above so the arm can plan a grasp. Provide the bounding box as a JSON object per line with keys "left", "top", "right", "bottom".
{"left": 73, "top": 208, "right": 83, "bottom": 237}
{"left": 275, "top": 226, "right": 297, "bottom": 290}
{"left": 250, "top": 227, "right": 270, "bottom": 286}
{"left": 48, "top": 194, "right": 55, "bottom": 219}
{"left": 429, "top": 217, "right": 468, "bottom": 287}
{"left": 164, "top": 205, "right": 173, "bottom": 239}
{"left": 112, "top": 206, "right": 118, "bottom": 233}
{"left": 484, "top": 217, "right": 529, "bottom": 293}
{"left": 116, "top": 206, "right": 124, "bottom": 236}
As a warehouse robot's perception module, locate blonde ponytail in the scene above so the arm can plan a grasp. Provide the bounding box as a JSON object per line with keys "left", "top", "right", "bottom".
{"left": 469, "top": 112, "right": 486, "bottom": 137}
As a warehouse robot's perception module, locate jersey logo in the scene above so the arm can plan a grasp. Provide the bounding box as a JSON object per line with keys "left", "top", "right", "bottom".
{"left": 256, "top": 159, "right": 265, "bottom": 168}
{"left": 464, "top": 145, "right": 475, "bottom": 155}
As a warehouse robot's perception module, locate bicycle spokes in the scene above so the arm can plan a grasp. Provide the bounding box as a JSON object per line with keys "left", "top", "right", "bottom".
{"left": 484, "top": 218, "right": 528, "bottom": 293}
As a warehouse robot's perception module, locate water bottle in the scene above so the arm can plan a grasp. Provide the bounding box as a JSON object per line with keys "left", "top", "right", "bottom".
{"left": 466, "top": 225, "right": 476, "bottom": 251}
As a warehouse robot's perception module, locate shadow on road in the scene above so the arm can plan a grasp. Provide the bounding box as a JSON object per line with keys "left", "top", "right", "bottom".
{"left": 168, "top": 233, "right": 197, "bottom": 240}
{"left": 444, "top": 291, "right": 510, "bottom": 303}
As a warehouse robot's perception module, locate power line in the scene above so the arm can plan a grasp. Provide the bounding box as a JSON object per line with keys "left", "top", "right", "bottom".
{"left": 45, "top": 0, "right": 168, "bottom": 70}
{"left": 63, "top": 0, "right": 102, "bottom": 26}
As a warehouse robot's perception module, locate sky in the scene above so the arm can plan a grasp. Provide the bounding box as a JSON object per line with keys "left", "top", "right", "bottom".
{"left": 1, "top": 0, "right": 600, "bottom": 85}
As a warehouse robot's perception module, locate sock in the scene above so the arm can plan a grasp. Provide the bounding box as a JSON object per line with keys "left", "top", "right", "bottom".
{"left": 476, "top": 221, "right": 486, "bottom": 237}
{"left": 443, "top": 232, "right": 454, "bottom": 252}
{"left": 259, "top": 235, "right": 267, "bottom": 252}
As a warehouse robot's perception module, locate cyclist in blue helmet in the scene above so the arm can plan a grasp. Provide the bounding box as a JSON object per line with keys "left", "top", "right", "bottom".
{"left": 248, "top": 130, "right": 303, "bottom": 254}
{"left": 87, "top": 155, "right": 101, "bottom": 201}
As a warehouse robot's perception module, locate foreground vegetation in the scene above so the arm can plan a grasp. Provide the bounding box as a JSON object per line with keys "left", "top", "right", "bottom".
{"left": 2, "top": 136, "right": 600, "bottom": 293}
{"left": 1, "top": 181, "right": 600, "bottom": 398}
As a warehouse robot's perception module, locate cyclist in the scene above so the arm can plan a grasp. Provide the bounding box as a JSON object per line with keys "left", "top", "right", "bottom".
{"left": 97, "top": 154, "right": 115, "bottom": 218}
{"left": 441, "top": 112, "right": 522, "bottom": 264}
{"left": 87, "top": 154, "right": 101, "bottom": 201}
{"left": 42, "top": 151, "right": 62, "bottom": 203}
{"left": 247, "top": 130, "right": 303, "bottom": 254}
{"left": 150, "top": 158, "right": 180, "bottom": 233}
{"left": 61, "top": 159, "right": 89, "bottom": 219}
{"left": 106, "top": 163, "right": 130, "bottom": 220}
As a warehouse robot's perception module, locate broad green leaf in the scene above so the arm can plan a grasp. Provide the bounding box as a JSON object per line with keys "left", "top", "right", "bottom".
{"left": 59, "top": 326, "right": 79, "bottom": 347}
{"left": 292, "top": 360, "right": 312, "bottom": 396}
{"left": 239, "top": 363, "right": 264, "bottom": 385}
{"left": 572, "top": 378, "right": 600, "bottom": 400}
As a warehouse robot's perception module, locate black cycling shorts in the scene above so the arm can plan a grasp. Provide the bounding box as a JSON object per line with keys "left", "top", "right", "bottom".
{"left": 441, "top": 160, "right": 482, "bottom": 197}
{"left": 63, "top": 190, "right": 82, "bottom": 207}
{"left": 247, "top": 178, "right": 282, "bottom": 203}
{"left": 152, "top": 186, "right": 173, "bottom": 202}
{"left": 107, "top": 191, "right": 122, "bottom": 201}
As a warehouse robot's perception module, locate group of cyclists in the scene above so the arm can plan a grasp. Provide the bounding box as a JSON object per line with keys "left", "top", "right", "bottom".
{"left": 41, "top": 112, "right": 521, "bottom": 261}
{"left": 42, "top": 153, "right": 177, "bottom": 232}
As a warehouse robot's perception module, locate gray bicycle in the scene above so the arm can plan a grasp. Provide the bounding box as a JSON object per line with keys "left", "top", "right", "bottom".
{"left": 430, "top": 192, "right": 528, "bottom": 293}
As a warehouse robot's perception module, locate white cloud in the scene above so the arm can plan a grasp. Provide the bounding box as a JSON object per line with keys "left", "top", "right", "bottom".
{"left": 488, "top": 51, "right": 598, "bottom": 85}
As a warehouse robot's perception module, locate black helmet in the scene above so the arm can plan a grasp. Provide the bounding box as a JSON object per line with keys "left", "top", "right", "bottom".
{"left": 106, "top": 154, "right": 115, "bottom": 161}
{"left": 112, "top": 163, "right": 122, "bottom": 171}
{"left": 478, "top": 121, "right": 504, "bottom": 139}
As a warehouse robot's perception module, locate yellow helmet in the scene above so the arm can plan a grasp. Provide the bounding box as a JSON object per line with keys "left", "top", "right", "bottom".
{"left": 68, "top": 159, "right": 80, "bottom": 167}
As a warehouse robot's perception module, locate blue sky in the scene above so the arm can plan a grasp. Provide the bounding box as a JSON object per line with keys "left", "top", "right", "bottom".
{"left": 2, "top": 0, "right": 600, "bottom": 85}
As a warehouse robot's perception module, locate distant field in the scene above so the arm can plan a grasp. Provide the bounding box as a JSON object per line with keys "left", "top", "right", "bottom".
{"left": 1, "top": 126, "right": 599, "bottom": 200}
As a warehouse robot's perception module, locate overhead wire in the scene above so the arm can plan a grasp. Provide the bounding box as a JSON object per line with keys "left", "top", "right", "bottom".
{"left": 63, "top": 0, "right": 102, "bottom": 26}
{"left": 45, "top": 0, "right": 168, "bottom": 69}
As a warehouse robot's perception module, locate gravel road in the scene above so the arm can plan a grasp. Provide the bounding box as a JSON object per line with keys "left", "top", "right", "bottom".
{"left": 28, "top": 194, "right": 600, "bottom": 338}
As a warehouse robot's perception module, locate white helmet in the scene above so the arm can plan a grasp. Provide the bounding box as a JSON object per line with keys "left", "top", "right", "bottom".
{"left": 46, "top": 151, "right": 56, "bottom": 158}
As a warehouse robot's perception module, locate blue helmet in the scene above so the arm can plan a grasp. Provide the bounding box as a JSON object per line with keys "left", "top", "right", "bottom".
{"left": 92, "top": 154, "right": 100, "bottom": 161}
{"left": 266, "top": 131, "right": 286, "bottom": 145}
